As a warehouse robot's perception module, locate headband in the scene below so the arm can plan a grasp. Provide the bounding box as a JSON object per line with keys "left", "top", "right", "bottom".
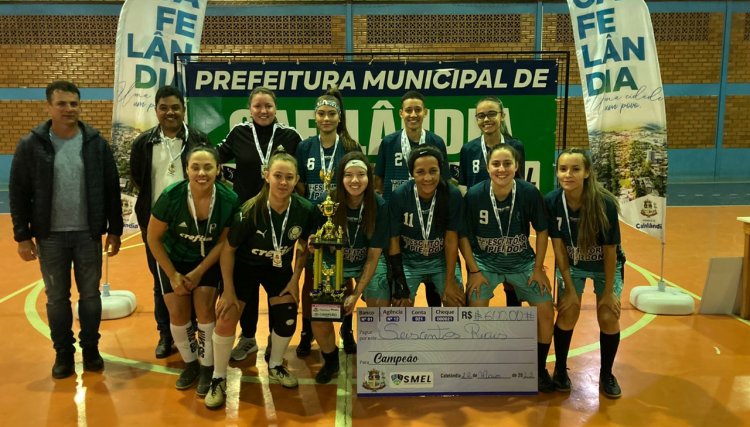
{"left": 315, "top": 99, "right": 341, "bottom": 114}
{"left": 344, "top": 159, "right": 368, "bottom": 171}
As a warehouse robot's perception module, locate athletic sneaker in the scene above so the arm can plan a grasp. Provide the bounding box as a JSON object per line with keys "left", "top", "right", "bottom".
{"left": 230, "top": 336, "right": 258, "bottom": 361}
{"left": 196, "top": 365, "right": 213, "bottom": 397}
{"left": 204, "top": 377, "right": 227, "bottom": 409}
{"left": 315, "top": 363, "right": 340, "bottom": 384}
{"left": 552, "top": 368, "right": 572, "bottom": 392}
{"left": 269, "top": 365, "right": 299, "bottom": 388}
{"left": 600, "top": 373, "right": 622, "bottom": 399}
{"left": 538, "top": 369, "right": 555, "bottom": 393}
{"left": 175, "top": 360, "right": 200, "bottom": 389}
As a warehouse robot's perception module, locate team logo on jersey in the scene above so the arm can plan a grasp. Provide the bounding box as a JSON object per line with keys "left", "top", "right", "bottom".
{"left": 288, "top": 225, "right": 302, "bottom": 240}
{"left": 178, "top": 221, "right": 188, "bottom": 228}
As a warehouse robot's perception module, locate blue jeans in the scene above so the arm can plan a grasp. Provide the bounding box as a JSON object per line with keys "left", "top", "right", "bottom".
{"left": 37, "top": 231, "right": 102, "bottom": 353}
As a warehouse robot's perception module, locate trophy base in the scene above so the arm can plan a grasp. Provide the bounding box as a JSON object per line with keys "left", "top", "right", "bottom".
{"left": 311, "top": 302, "right": 345, "bottom": 322}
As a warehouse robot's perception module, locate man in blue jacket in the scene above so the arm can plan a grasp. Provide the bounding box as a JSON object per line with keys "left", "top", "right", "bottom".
{"left": 10, "top": 80, "right": 123, "bottom": 379}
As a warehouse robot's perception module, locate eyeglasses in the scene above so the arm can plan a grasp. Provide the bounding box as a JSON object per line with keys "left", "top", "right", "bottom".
{"left": 475, "top": 111, "right": 500, "bottom": 121}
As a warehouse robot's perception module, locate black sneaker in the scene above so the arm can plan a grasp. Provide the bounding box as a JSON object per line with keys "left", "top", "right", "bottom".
{"left": 155, "top": 336, "right": 175, "bottom": 359}
{"left": 82, "top": 347, "right": 104, "bottom": 372}
{"left": 538, "top": 369, "right": 554, "bottom": 393}
{"left": 196, "top": 365, "right": 213, "bottom": 397}
{"left": 342, "top": 330, "right": 357, "bottom": 355}
{"left": 600, "top": 372, "right": 622, "bottom": 399}
{"left": 552, "top": 368, "right": 572, "bottom": 392}
{"left": 175, "top": 360, "right": 200, "bottom": 390}
{"left": 315, "top": 363, "right": 340, "bottom": 384}
{"left": 296, "top": 332, "right": 313, "bottom": 358}
{"left": 52, "top": 352, "right": 75, "bottom": 379}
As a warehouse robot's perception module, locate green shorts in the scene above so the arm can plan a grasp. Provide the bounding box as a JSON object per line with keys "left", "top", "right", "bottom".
{"left": 472, "top": 261, "right": 552, "bottom": 304}
{"left": 362, "top": 256, "right": 390, "bottom": 301}
{"left": 404, "top": 264, "right": 464, "bottom": 301}
{"left": 556, "top": 261, "right": 624, "bottom": 297}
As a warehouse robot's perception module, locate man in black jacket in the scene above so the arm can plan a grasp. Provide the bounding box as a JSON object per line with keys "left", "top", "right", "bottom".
{"left": 129, "top": 85, "right": 210, "bottom": 359}
{"left": 10, "top": 80, "right": 123, "bottom": 379}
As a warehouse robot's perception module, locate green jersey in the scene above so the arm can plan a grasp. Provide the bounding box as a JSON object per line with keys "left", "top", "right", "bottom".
{"left": 151, "top": 181, "right": 239, "bottom": 263}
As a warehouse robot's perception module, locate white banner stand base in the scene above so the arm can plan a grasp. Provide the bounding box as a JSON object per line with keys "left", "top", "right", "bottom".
{"left": 74, "top": 283, "right": 137, "bottom": 321}
{"left": 630, "top": 285, "right": 694, "bottom": 315}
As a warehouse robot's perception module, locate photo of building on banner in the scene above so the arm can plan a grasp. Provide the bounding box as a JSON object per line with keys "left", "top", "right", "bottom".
{"left": 568, "top": 0, "right": 694, "bottom": 315}
{"left": 111, "top": 0, "right": 207, "bottom": 233}
{"left": 181, "top": 59, "right": 559, "bottom": 194}
{"left": 568, "top": 0, "right": 667, "bottom": 240}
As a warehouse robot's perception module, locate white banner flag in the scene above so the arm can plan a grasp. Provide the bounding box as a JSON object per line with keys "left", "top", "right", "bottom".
{"left": 567, "top": 0, "right": 668, "bottom": 241}
{"left": 111, "top": 0, "right": 207, "bottom": 232}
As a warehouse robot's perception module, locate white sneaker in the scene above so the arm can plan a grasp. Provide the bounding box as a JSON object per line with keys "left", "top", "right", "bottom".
{"left": 269, "top": 365, "right": 299, "bottom": 388}
{"left": 230, "top": 336, "right": 258, "bottom": 361}
{"left": 204, "top": 377, "right": 227, "bottom": 409}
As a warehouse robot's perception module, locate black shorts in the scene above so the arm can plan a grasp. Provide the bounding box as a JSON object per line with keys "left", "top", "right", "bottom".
{"left": 232, "top": 261, "right": 293, "bottom": 303}
{"left": 157, "top": 259, "right": 221, "bottom": 295}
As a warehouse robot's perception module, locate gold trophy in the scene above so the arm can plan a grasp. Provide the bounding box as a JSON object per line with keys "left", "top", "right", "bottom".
{"left": 310, "top": 168, "right": 346, "bottom": 322}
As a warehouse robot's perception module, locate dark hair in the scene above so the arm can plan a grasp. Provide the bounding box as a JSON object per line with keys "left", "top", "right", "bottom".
{"left": 316, "top": 86, "right": 360, "bottom": 152}
{"left": 556, "top": 148, "right": 619, "bottom": 253}
{"left": 401, "top": 90, "right": 425, "bottom": 106}
{"left": 155, "top": 85, "right": 185, "bottom": 107}
{"left": 407, "top": 145, "right": 449, "bottom": 233}
{"left": 186, "top": 144, "right": 220, "bottom": 166}
{"left": 476, "top": 96, "right": 512, "bottom": 138}
{"left": 487, "top": 144, "right": 520, "bottom": 168}
{"left": 248, "top": 86, "right": 279, "bottom": 124}
{"left": 331, "top": 151, "right": 377, "bottom": 238}
{"left": 46, "top": 80, "right": 80, "bottom": 102}
{"left": 241, "top": 146, "right": 298, "bottom": 223}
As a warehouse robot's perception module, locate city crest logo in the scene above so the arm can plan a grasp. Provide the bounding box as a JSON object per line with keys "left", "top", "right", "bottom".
{"left": 640, "top": 199, "right": 657, "bottom": 217}
{"left": 362, "top": 369, "right": 386, "bottom": 391}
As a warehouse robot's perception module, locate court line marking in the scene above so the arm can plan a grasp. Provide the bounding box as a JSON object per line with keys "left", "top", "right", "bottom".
{"left": 18, "top": 252, "right": 748, "bottom": 426}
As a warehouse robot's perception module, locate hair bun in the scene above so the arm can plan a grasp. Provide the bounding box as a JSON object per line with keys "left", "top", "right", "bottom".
{"left": 272, "top": 145, "right": 286, "bottom": 155}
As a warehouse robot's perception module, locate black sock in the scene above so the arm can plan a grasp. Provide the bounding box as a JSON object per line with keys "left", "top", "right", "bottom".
{"left": 553, "top": 324, "right": 574, "bottom": 373}
{"left": 341, "top": 314, "right": 353, "bottom": 335}
{"left": 301, "top": 318, "right": 312, "bottom": 336}
{"left": 322, "top": 349, "right": 339, "bottom": 367}
{"left": 538, "top": 342, "right": 551, "bottom": 375}
{"left": 599, "top": 331, "right": 620, "bottom": 377}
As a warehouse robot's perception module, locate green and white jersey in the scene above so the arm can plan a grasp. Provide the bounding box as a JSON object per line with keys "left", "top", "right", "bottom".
{"left": 389, "top": 180, "right": 464, "bottom": 271}
{"left": 545, "top": 188, "right": 626, "bottom": 273}
{"left": 464, "top": 179, "right": 547, "bottom": 273}
{"left": 374, "top": 129, "right": 450, "bottom": 201}
{"left": 151, "top": 180, "right": 239, "bottom": 263}
{"left": 229, "top": 193, "right": 314, "bottom": 267}
{"left": 316, "top": 194, "right": 390, "bottom": 277}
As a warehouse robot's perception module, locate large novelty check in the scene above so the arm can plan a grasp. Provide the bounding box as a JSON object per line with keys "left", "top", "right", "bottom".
{"left": 356, "top": 307, "right": 538, "bottom": 396}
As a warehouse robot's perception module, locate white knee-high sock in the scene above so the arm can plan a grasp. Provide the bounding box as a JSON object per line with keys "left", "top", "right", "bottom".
{"left": 197, "top": 322, "right": 215, "bottom": 367}
{"left": 171, "top": 322, "right": 197, "bottom": 363}
{"left": 212, "top": 332, "right": 235, "bottom": 379}
{"left": 269, "top": 331, "right": 293, "bottom": 368}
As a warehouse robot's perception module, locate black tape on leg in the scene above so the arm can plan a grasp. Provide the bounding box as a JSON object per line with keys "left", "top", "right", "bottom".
{"left": 270, "top": 302, "right": 297, "bottom": 337}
